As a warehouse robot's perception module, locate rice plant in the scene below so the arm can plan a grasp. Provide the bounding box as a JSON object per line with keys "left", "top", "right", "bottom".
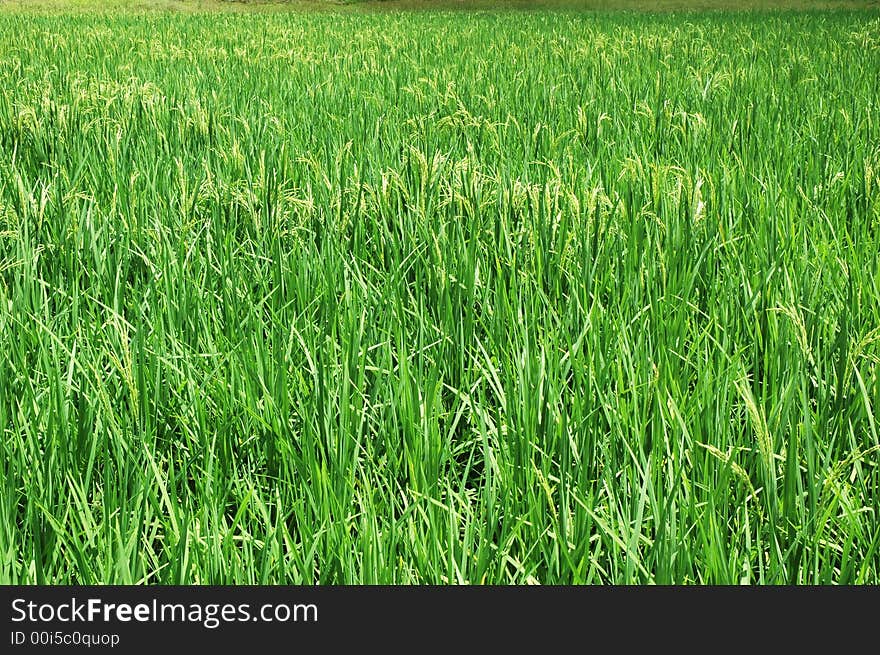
{"left": 1, "top": 7, "right": 878, "bottom": 584}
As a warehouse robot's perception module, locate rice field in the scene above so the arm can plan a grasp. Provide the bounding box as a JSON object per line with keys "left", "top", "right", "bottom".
{"left": 1, "top": 6, "right": 879, "bottom": 584}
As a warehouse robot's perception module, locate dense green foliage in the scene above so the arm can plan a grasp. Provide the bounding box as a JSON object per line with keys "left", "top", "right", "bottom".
{"left": 1, "top": 10, "right": 879, "bottom": 583}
